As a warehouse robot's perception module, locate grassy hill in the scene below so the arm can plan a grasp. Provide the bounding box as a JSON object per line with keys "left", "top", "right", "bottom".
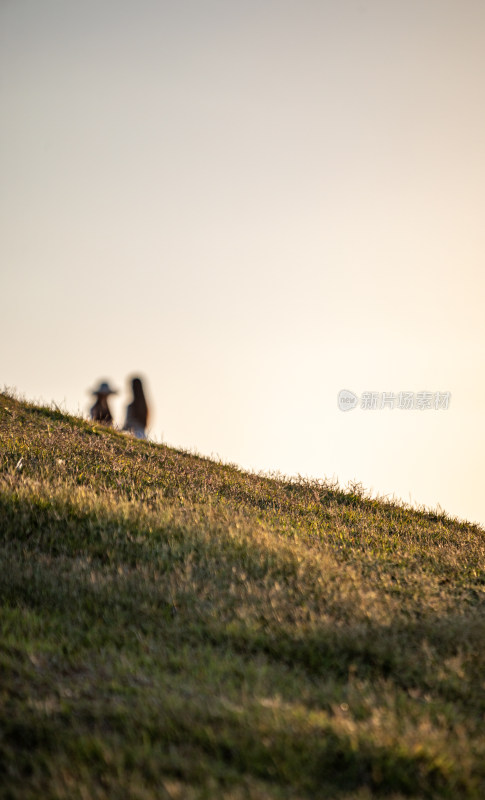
{"left": 0, "top": 392, "right": 484, "bottom": 799}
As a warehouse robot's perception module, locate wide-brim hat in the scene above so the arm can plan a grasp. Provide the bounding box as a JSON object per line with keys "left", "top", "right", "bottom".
{"left": 91, "top": 381, "right": 118, "bottom": 396}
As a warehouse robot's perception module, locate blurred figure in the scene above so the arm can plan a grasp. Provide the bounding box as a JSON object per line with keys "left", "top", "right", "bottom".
{"left": 123, "top": 376, "right": 149, "bottom": 439}
{"left": 90, "top": 380, "right": 117, "bottom": 425}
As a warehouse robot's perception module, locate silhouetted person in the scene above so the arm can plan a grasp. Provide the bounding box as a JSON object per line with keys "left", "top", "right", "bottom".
{"left": 90, "top": 381, "right": 117, "bottom": 425}
{"left": 123, "top": 377, "right": 149, "bottom": 439}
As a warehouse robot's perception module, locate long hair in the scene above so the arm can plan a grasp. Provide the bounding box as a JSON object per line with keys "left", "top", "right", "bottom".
{"left": 131, "top": 377, "right": 148, "bottom": 428}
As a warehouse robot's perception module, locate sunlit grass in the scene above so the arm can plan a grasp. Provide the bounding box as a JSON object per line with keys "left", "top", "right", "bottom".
{"left": 0, "top": 391, "right": 484, "bottom": 798}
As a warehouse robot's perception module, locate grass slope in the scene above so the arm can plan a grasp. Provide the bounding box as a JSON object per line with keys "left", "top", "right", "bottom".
{"left": 0, "top": 393, "right": 484, "bottom": 799}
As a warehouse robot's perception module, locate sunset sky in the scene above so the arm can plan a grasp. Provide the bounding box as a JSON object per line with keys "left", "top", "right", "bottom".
{"left": 1, "top": 0, "right": 484, "bottom": 525}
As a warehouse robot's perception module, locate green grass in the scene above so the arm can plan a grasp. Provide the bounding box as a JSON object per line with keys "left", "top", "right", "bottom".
{"left": 0, "top": 391, "right": 484, "bottom": 799}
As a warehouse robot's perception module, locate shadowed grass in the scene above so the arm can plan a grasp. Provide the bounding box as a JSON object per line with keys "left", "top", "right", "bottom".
{"left": 0, "top": 392, "right": 484, "bottom": 799}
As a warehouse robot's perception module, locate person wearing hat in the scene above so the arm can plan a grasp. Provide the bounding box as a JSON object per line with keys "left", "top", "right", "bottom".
{"left": 90, "top": 381, "right": 117, "bottom": 425}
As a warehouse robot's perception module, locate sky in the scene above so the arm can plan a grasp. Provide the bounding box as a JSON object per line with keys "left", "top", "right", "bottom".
{"left": 1, "top": 0, "right": 484, "bottom": 526}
